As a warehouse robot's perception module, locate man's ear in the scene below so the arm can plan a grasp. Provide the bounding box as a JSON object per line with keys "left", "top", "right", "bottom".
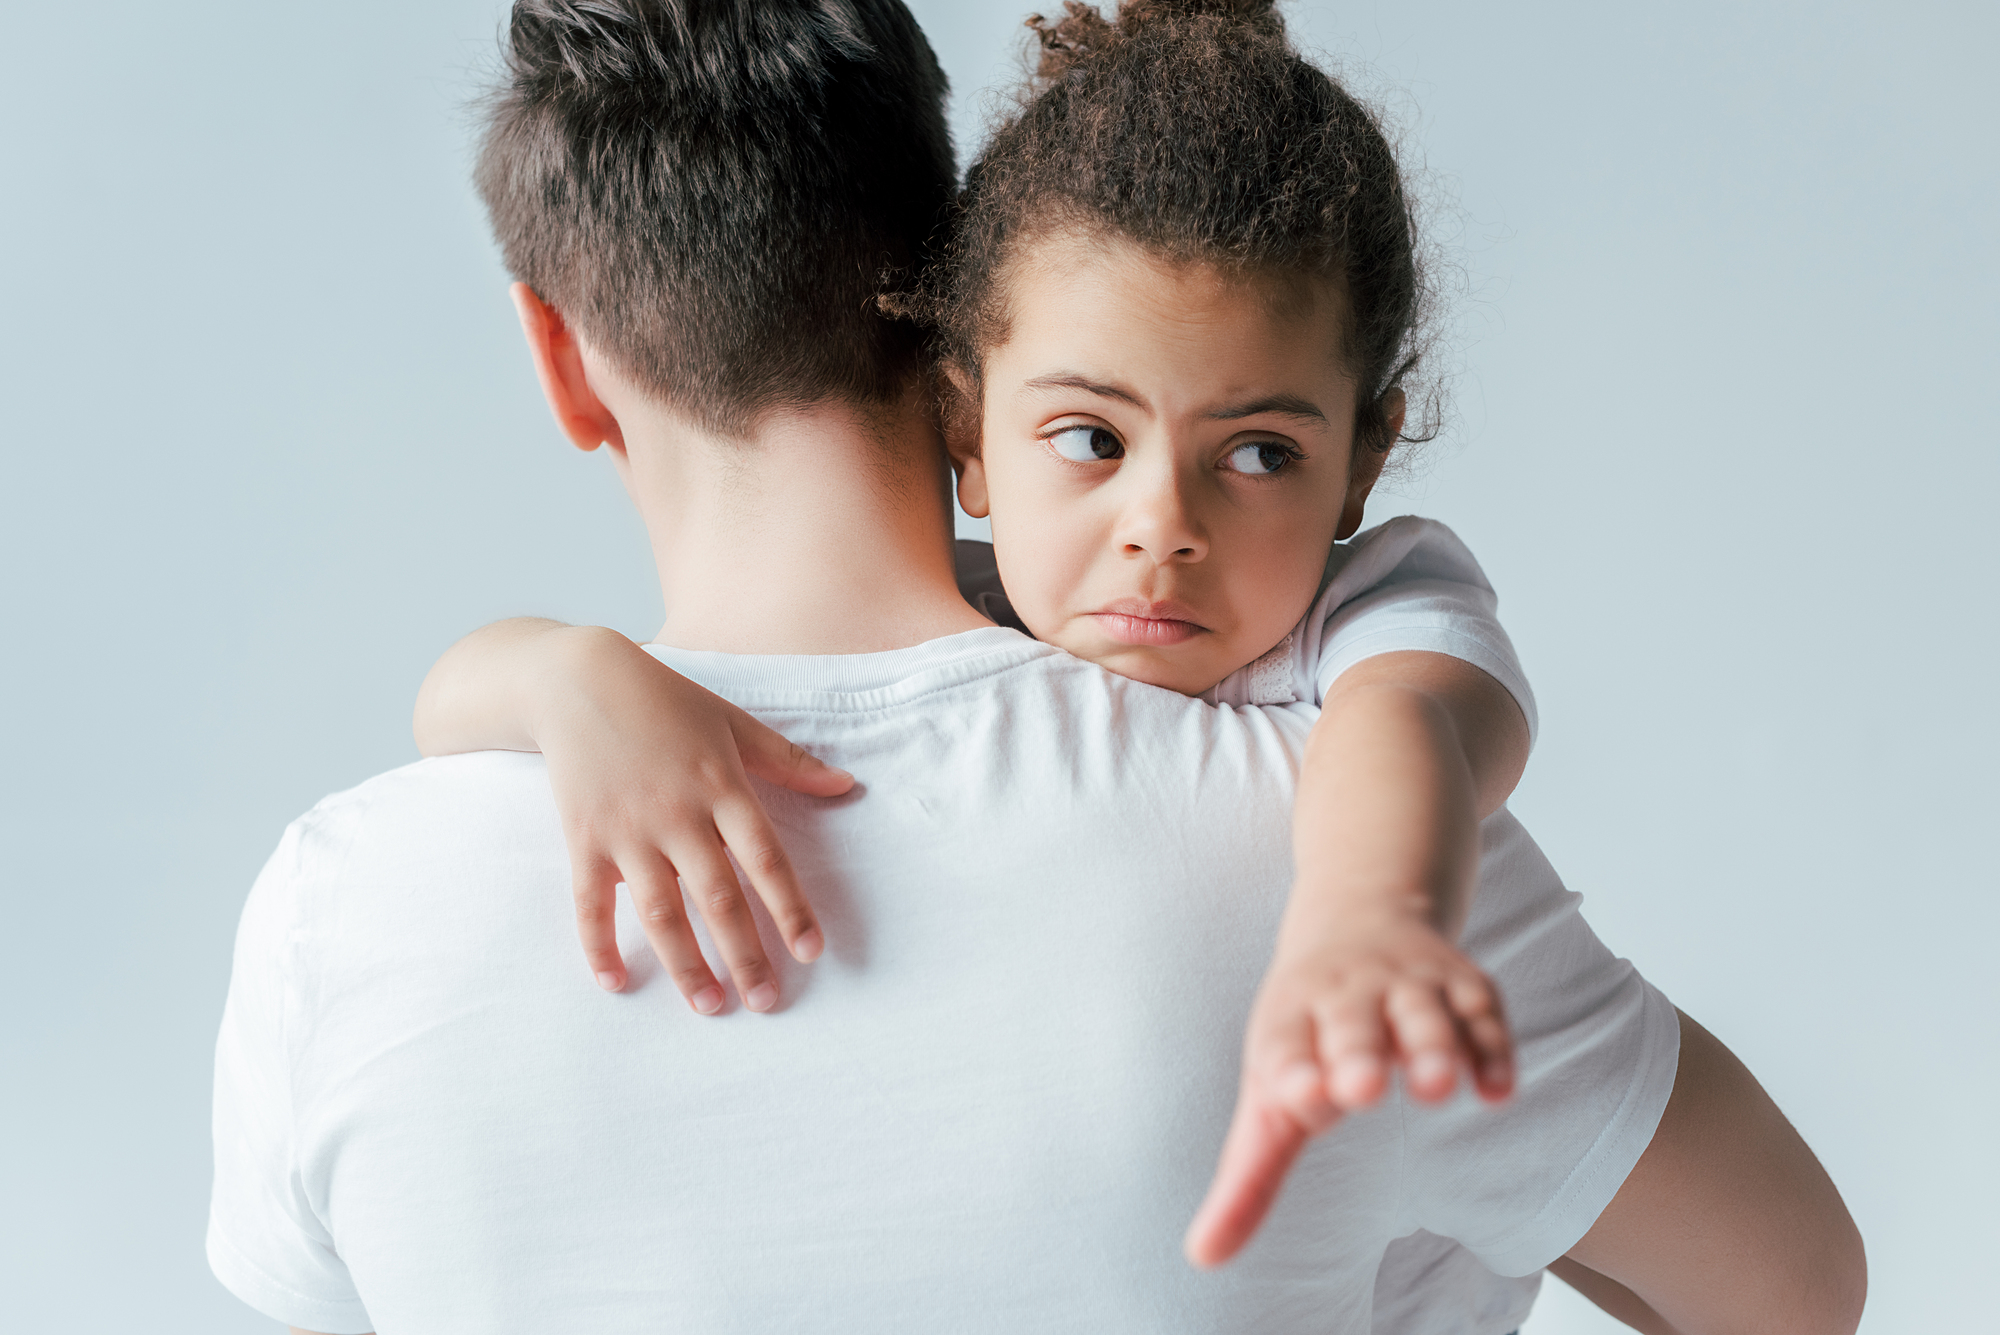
{"left": 1337, "top": 387, "right": 1403, "bottom": 540}
{"left": 939, "top": 361, "right": 989, "bottom": 519}
{"left": 510, "top": 283, "right": 624, "bottom": 454}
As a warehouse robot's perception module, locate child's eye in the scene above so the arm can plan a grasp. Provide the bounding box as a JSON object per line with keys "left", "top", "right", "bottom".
{"left": 1048, "top": 425, "right": 1124, "bottom": 462}
{"left": 1224, "top": 441, "right": 1305, "bottom": 475}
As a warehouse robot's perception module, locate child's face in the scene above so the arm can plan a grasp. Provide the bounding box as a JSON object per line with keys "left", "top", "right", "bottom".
{"left": 953, "top": 233, "right": 1384, "bottom": 696}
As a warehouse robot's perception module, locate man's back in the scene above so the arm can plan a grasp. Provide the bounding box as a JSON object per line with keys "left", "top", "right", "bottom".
{"left": 211, "top": 629, "right": 1675, "bottom": 1333}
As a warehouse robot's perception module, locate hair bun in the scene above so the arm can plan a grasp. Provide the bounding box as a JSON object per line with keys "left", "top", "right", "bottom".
{"left": 1026, "top": 4, "right": 1115, "bottom": 82}
{"left": 1028, "top": 0, "right": 1282, "bottom": 82}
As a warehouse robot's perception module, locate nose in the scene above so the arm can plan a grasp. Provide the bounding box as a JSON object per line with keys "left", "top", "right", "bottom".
{"left": 1113, "top": 457, "right": 1208, "bottom": 566}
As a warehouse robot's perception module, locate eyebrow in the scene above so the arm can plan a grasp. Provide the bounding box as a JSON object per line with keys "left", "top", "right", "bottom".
{"left": 1019, "top": 374, "right": 1326, "bottom": 426}
{"left": 1204, "top": 394, "right": 1328, "bottom": 425}
{"left": 1020, "top": 373, "right": 1149, "bottom": 410}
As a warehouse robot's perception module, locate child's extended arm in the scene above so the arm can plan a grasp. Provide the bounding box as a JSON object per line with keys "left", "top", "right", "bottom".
{"left": 415, "top": 617, "right": 855, "bottom": 1012}
{"left": 1186, "top": 649, "right": 1529, "bottom": 1265}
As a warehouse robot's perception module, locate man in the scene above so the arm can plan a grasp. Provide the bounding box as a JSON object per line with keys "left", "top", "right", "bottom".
{"left": 208, "top": 3, "right": 1861, "bottom": 1331}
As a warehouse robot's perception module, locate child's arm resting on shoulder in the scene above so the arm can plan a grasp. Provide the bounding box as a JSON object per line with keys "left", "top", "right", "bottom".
{"left": 1186, "top": 648, "right": 1528, "bottom": 1266}
{"left": 413, "top": 617, "right": 854, "bottom": 1011}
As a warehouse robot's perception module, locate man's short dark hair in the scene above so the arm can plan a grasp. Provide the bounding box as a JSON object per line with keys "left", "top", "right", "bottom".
{"left": 477, "top": 0, "right": 954, "bottom": 434}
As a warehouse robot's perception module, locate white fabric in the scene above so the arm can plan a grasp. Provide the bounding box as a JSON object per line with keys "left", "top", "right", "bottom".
{"left": 1203, "top": 516, "right": 1539, "bottom": 744}
{"left": 210, "top": 629, "right": 1675, "bottom": 1334}
{"left": 958, "top": 518, "right": 1552, "bottom": 1333}
{"left": 1372, "top": 1231, "right": 1543, "bottom": 1335}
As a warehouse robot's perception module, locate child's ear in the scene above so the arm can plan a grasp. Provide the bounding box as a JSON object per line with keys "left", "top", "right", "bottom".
{"left": 1337, "top": 387, "right": 1403, "bottom": 540}
{"left": 939, "top": 361, "right": 990, "bottom": 519}
{"left": 510, "top": 283, "right": 625, "bottom": 455}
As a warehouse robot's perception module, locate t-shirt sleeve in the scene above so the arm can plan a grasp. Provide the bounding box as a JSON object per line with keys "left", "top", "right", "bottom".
{"left": 208, "top": 814, "right": 375, "bottom": 1334}
{"left": 1304, "top": 517, "right": 1538, "bottom": 743}
{"left": 1393, "top": 812, "right": 1681, "bottom": 1276}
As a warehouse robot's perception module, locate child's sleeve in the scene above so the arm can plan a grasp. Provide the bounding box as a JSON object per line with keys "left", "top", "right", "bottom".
{"left": 207, "top": 814, "right": 375, "bottom": 1334}
{"left": 1300, "top": 517, "right": 1538, "bottom": 742}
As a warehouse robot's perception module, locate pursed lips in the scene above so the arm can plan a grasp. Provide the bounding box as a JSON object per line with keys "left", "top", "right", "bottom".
{"left": 1086, "top": 596, "right": 1209, "bottom": 647}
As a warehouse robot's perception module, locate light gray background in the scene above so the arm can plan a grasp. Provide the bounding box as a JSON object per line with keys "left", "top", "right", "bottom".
{"left": 1, "top": 1, "right": 1991, "bottom": 1330}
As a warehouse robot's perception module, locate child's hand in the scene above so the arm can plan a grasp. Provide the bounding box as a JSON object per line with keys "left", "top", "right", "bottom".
{"left": 533, "top": 629, "right": 855, "bottom": 1012}
{"left": 1184, "top": 904, "right": 1514, "bottom": 1266}
{"left": 1254, "top": 906, "right": 1514, "bottom": 1111}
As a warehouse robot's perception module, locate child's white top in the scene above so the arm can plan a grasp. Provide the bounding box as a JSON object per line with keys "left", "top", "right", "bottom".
{"left": 210, "top": 627, "right": 1671, "bottom": 1334}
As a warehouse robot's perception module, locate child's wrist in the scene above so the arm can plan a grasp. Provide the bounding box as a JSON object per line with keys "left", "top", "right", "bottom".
{"left": 1287, "top": 866, "right": 1447, "bottom": 932}
{"left": 521, "top": 624, "right": 647, "bottom": 743}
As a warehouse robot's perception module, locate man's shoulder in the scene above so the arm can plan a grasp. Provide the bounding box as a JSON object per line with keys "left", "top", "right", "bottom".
{"left": 269, "top": 751, "right": 563, "bottom": 920}
{"left": 293, "top": 750, "right": 552, "bottom": 833}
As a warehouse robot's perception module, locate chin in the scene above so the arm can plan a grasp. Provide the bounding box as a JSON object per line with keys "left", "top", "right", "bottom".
{"left": 1077, "top": 643, "right": 1221, "bottom": 699}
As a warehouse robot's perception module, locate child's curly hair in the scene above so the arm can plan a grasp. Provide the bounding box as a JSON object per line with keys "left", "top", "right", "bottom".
{"left": 919, "top": 0, "right": 1436, "bottom": 456}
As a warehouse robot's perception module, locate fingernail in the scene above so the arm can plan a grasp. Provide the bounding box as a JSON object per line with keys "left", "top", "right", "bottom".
{"left": 1411, "top": 1052, "right": 1454, "bottom": 1088}
{"left": 793, "top": 929, "right": 823, "bottom": 963}
{"left": 1339, "top": 1054, "right": 1384, "bottom": 1089}
{"left": 692, "top": 986, "right": 724, "bottom": 1015}
{"left": 745, "top": 982, "right": 778, "bottom": 1012}
{"left": 595, "top": 971, "right": 623, "bottom": 992}
{"left": 1278, "top": 1061, "right": 1322, "bottom": 1102}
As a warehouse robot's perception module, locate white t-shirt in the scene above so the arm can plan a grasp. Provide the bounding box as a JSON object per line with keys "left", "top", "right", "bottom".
{"left": 962, "top": 517, "right": 1549, "bottom": 1335}
{"left": 210, "top": 631, "right": 1675, "bottom": 1333}
{"left": 1371, "top": 1230, "right": 1543, "bottom": 1335}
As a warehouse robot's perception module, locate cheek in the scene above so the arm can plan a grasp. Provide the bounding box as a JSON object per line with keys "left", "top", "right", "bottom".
{"left": 1215, "top": 503, "right": 1340, "bottom": 625}
{"left": 988, "top": 501, "right": 1092, "bottom": 624}
{"left": 982, "top": 457, "right": 1103, "bottom": 622}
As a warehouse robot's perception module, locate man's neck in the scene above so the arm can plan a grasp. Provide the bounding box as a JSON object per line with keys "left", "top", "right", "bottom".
{"left": 612, "top": 392, "right": 990, "bottom": 655}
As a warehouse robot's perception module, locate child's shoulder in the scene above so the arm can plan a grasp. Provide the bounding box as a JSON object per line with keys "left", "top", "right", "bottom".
{"left": 1208, "top": 517, "right": 1531, "bottom": 724}
{"left": 1320, "top": 516, "right": 1493, "bottom": 605}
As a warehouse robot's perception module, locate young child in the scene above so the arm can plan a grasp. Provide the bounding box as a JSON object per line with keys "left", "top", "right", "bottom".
{"left": 420, "top": 0, "right": 1533, "bottom": 1269}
